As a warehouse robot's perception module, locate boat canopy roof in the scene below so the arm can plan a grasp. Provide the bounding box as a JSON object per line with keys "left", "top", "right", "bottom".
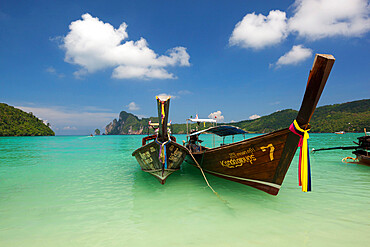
{"left": 189, "top": 125, "right": 248, "bottom": 137}
{"left": 187, "top": 118, "right": 217, "bottom": 123}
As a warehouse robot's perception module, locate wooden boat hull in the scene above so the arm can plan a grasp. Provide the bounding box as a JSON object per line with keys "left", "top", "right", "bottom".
{"left": 186, "top": 128, "right": 300, "bottom": 195}
{"left": 354, "top": 152, "right": 370, "bottom": 166}
{"left": 185, "top": 54, "right": 335, "bottom": 195}
{"left": 132, "top": 140, "right": 188, "bottom": 184}
{"left": 353, "top": 136, "right": 370, "bottom": 165}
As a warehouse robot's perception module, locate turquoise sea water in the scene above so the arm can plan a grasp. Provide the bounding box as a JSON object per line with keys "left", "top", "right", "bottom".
{"left": 0, "top": 133, "right": 369, "bottom": 247}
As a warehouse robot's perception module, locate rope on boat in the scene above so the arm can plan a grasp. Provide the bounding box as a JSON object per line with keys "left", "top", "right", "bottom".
{"left": 342, "top": 157, "right": 358, "bottom": 164}
{"left": 156, "top": 134, "right": 172, "bottom": 170}
{"left": 187, "top": 149, "right": 227, "bottom": 203}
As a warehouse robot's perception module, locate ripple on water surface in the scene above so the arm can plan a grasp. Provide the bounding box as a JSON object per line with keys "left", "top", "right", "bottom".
{"left": 0, "top": 134, "right": 369, "bottom": 247}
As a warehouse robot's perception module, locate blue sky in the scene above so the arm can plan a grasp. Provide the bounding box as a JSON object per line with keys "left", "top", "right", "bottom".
{"left": 1, "top": 0, "right": 369, "bottom": 135}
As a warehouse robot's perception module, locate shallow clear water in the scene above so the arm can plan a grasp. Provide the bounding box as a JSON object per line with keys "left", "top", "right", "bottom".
{"left": 0, "top": 134, "right": 369, "bottom": 247}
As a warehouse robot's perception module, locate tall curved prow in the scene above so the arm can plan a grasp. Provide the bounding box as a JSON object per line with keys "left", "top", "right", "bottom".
{"left": 273, "top": 54, "right": 335, "bottom": 192}
{"left": 185, "top": 54, "right": 335, "bottom": 195}
{"left": 296, "top": 54, "right": 335, "bottom": 128}
{"left": 132, "top": 95, "right": 188, "bottom": 184}
{"left": 156, "top": 95, "right": 171, "bottom": 142}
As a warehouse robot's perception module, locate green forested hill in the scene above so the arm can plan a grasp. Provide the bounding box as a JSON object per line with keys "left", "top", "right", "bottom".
{"left": 309, "top": 99, "right": 369, "bottom": 132}
{"left": 104, "top": 99, "right": 369, "bottom": 134}
{"left": 0, "top": 103, "right": 55, "bottom": 136}
{"left": 231, "top": 109, "right": 298, "bottom": 133}
{"left": 171, "top": 99, "right": 369, "bottom": 133}
{"left": 226, "top": 99, "right": 369, "bottom": 133}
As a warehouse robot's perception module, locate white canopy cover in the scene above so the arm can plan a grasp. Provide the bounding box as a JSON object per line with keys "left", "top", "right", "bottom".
{"left": 187, "top": 118, "right": 217, "bottom": 123}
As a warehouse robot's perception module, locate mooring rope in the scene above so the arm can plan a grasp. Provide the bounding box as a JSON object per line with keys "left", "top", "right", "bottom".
{"left": 155, "top": 137, "right": 171, "bottom": 169}
{"left": 187, "top": 149, "right": 228, "bottom": 204}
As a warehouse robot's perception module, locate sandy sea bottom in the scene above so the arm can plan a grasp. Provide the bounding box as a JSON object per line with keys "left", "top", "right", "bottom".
{"left": 0, "top": 133, "right": 369, "bottom": 247}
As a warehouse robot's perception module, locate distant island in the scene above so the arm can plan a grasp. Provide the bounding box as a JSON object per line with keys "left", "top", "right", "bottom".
{"left": 105, "top": 99, "right": 369, "bottom": 135}
{"left": 0, "top": 103, "right": 55, "bottom": 136}
{"left": 105, "top": 111, "right": 158, "bottom": 135}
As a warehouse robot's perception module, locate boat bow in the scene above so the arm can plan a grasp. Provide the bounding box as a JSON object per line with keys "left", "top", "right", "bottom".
{"left": 186, "top": 54, "right": 335, "bottom": 195}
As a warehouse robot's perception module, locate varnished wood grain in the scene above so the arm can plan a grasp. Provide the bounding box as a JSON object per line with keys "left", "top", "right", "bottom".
{"left": 133, "top": 140, "right": 188, "bottom": 183}
{"left": 186, "top": 54, "right": 335, "bottom": 195}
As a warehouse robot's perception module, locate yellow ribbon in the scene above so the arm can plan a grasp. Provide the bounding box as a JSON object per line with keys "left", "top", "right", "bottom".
{"left": 161, "top": 102, "right": 165, "bottom": 124}
{"left": 292, "top": 120, "right": 311, "bottom": 192}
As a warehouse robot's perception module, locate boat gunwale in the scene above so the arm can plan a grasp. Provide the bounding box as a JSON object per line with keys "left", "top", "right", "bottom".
{"left": 132, "top": 138, "right": 188, "bottom": 156}
{"left": 141, "top": 168, "right": 180, "bottom": 172}
{"left": 190, "top": 128, "right": 290, "bottom": 155}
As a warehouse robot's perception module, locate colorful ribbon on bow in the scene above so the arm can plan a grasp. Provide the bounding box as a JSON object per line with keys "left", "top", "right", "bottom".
{"left": 289, "top": 120, "right": 311, "bottom": 192}
{"left": 161, "top": 101, "right": 165, "bottom": 124}
{"left": 155, "top": 96, "right": 166, "bottom": 124}
{"left": 158, "top": 139, "right": 170, "bottom": 169}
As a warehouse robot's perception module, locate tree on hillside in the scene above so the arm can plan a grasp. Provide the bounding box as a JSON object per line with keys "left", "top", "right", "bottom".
{"left": 0, "top": 103, "right": 55, "bottom": 136}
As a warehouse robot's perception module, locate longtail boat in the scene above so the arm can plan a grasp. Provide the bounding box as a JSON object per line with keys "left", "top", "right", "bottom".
{"left": 185, "top": 54, "right": 335, "bottom": 195}
{"left": 313, "top": 131, "right": 370, "bottom": 166}
{"left": 353, "top": 135, "right": 370, "bottom": 165}
{"left": 132, "top": 96, "right": 188, "bottom": 184}
{"left": 335, "top": 131, "right": 345, "bottom": 134}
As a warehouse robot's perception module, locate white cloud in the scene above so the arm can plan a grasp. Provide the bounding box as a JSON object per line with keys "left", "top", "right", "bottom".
{"left": 229, "top": 0, "right": 370, "bottom": 50}
{"left": 112, "top": 66, "right": 174, "bottom": 79}
{"left": 73, "top": 69, "right": 88, "bottom": 80}
{"left": 16, "top": 105, "right": 117, "bottom": 133}
{"left": 61, "top": 13, "right": 190, "bottom": 80}
{"left": 177, "top": 90, "right": 192, "bottom": 95}
{"left": 289, "top": 0, "right": 370, "bottom": 40}
{"left": 229, "top": 10, "right": 288, "bottom": 49}
{"left": 127, "top": 102, "right": 140, "bottom": 111}
{"left": 208, "top": 111, "right": 224, "bottom": 122}
{"left": 274, "top": 45, "right": 312, "bottom": 67}
{"left": 82, "top": 106, "right": 112, "bottom": 112}
{"left": 46, "top": 66, "right": 65, "bottom": 78}
{"left": 157, "top": 93, "right": 176, "bottom": 99}
{"left": 63, "top": 126, "right": 77, "bottom": 130}
{"left": 46, "top": 67, "right": 56, "bottom": 73}
{"left": 249, "top": 114, "right": 261, "bottom": 120}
